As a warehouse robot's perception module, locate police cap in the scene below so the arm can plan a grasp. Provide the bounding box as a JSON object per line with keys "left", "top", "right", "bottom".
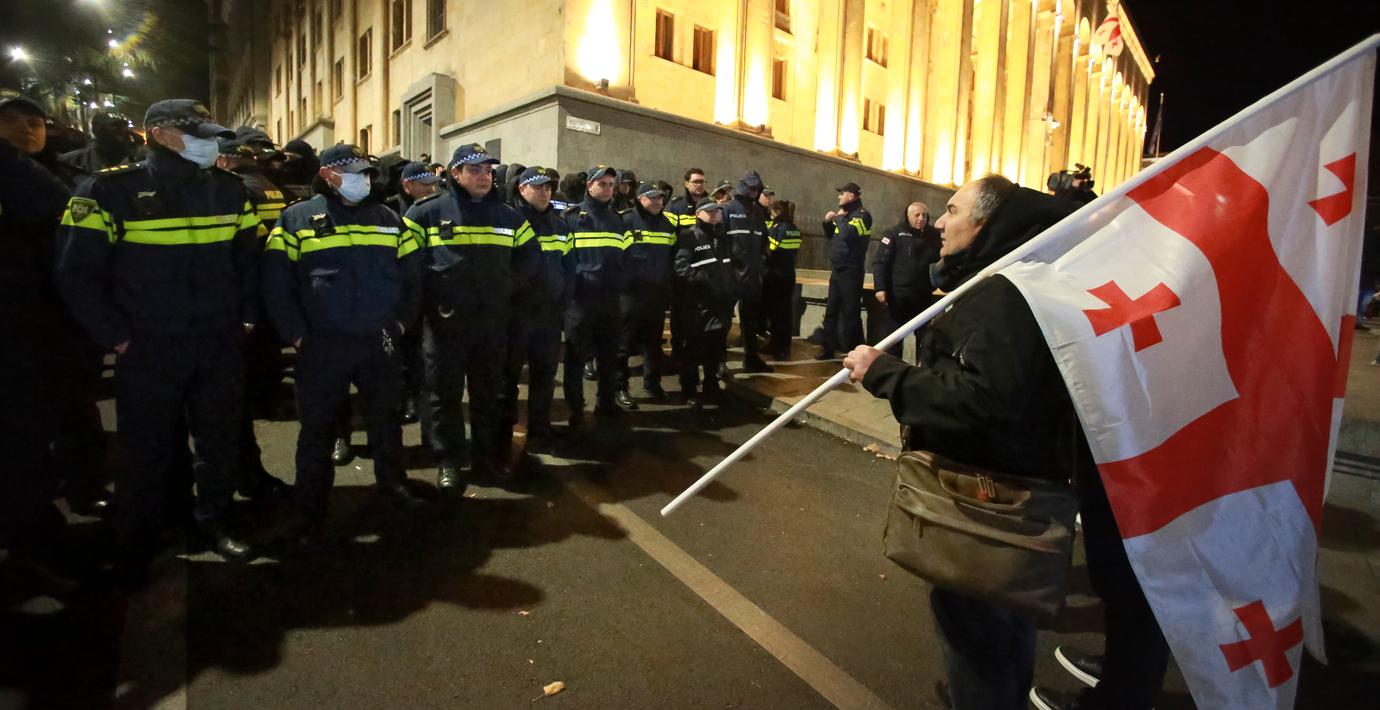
{"left": 319, "top": 143, "right": 374, "bottom": 173}
{"left": 401, "top": 161, "right": 442, "bottom": 184}
{"left": 835, "top": 181, "right": 862, "bottom": 194}
{"left": 635, "top": 181, "right": 665, "bottom": 199}
{"left": 143, "top": 99, "right": 233, "bottom": 139}
{"left": 451, "top": 143, "right": 499, "bottom": 167}
{"left": 586, "top": 164, "right": 617, "bottom": 182}
{"left": 517, "top": 165, "right": 556, "bottom": 187}
{"left": 0, "top": 90, "right": 47, "bottom": 118}
{"left": 694, "top": 197, "right": 727, "bottom": 215}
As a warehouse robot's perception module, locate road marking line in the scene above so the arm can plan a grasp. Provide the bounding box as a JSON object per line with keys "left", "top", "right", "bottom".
{"left": 557, "top": 472, "right": 893, "bottom": 710}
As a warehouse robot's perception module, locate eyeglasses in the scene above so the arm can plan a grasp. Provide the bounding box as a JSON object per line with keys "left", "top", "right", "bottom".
{"left": 688, "top": 178, "right": 706, "bottom": 184}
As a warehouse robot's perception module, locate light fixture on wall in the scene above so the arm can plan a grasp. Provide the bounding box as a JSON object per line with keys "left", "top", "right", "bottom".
{"left": 594, "top": 78, "right": 609, "bottom": 91}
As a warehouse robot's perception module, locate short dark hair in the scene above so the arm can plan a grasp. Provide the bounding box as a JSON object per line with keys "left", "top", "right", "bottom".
{"left": 683, "top": 167, "right": 705, "bottom": 182}
{"left": 971, "top": 174, "right": 1017, "bottom": 225}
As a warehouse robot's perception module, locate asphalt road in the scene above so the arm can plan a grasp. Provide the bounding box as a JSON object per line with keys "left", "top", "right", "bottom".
{"left": 4, "top": 363, "right": 1377, "bottom": 709}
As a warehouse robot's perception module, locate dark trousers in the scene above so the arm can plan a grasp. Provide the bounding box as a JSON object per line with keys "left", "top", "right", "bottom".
{"left": 669, "top": 283, "right": 690, "bottom": 364}
{"left": 679, "top": 326, "right": 728, "bottom": 396}
{"left": 881, "top": 292, "right": 932, "bottom": 360}
{"left": 930, "top": 586, "right": 1037, "bottom": 710}
{"left": 822, "top": 266, "right": 865, "bottom": 353}
{"left": 618, "top": 287, "right": 669, "bottom": 391}
{"left": 736, "top": 278, "right": 765, "bottom": 362}
{"left": 1078, "top": 469, "right": 1170, "bottom": 710}
{"left": 763, "top": 268, "right": 796, "bottom": 354}
{"left": 564, "top": 294, "right": 620, "bottom": 409}
{"left": 400, "top": 325, "right": 424, "bottom": 402}
{"left": 294, "top": 331, "right": 404, "bottom": 515}
{"left": 244, "top": 321, "right": 284, "bottom": 415}
{"left": 113, "top": 332, "right": 243, "bottom": 548}
{"left": 47, "top": 329, "right": 108, "bottom": 504}
{"left": 0, "top": 326, "right": 64, "bottom": 559}
{"left": 423, "top": 315, "right": 505, "bottom": 468}
{"left": 501, "top": 312, "right": 562, "bottom": 434}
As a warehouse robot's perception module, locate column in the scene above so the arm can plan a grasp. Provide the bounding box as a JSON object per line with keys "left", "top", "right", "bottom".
{"left": 924, "top": 0, "right": 966, "bottom": 184}
{"left": 812, "top": 0, "right": 842, "bottom": 150}
{"left": 714, "top": 0, "right": 743, "bottom": 125}
{"left": 882, "top": 0, "right": 915, "bottom": 170}
{"left": 740, "top": 0, "right": 773, "bottom": 128}
{"left": 1000, "top": 0, "right": 1032, "bottom": 178}
{"left": 836, "top": 0, "right": 866, "bottom": 157}
{"left": 968, "top": 0, "right": 1003, "bottom": 178}
{"left": 903, "top": 0, "right": 931, "bottom": 174}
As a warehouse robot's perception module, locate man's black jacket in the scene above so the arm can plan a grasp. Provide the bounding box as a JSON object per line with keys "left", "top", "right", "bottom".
{"left": 860, "top": 188, "right": 1088, "bottom": 481}
{"left": 870, "top": 211, "right": 941, "bottom": 298}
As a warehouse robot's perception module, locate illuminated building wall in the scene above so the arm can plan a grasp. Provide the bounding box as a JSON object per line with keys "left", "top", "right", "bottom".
{"left": 229, "top": 0, "right": 1153, "bottom": 193}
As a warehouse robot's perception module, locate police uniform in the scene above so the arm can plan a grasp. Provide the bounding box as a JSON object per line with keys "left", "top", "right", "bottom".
{"left": 724, "top": 171, "right": 773, "bottom": 371}
{"left": 869, "top": 211, "right": 942, "bottom": 360}
{"left": 395, "top": 162, "right": 446, "bottom": 422}
{"left": 763, "top": 218, "right": 802, "bottom": 358}
{"left": 502, "top": 166, "right": 571, "bottom": 446}
{"left": 0, "top": 93, "right": 79, "bottom": 564}
{"left": 210, "top": 133, "right": 293, "bottom": 497}
{"left": 617, "top": 182, "right": 677, "bottom": 404}
{"left": 673, "top": 199, "right": 737, "bottom": 403}
{"left": 55, "top": 99, "right": 259, "bottom": 562}
{"left": 664, "top": 188, "right": 703, "bottom": 368}
{"left": 819, "top": 182, "right": 872, "bottom": 357}
{"left": 563, "top": 165, "right": 631, "bottom": 422}
{"left": 404, "top": 144, "right": 537, "bottom": 489}
{"left": 262, "top": 144, "right": 423, "bottom": 519}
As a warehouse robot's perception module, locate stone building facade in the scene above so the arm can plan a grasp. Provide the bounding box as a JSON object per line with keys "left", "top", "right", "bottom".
{"left": 210, "top": 0, "right": 1154, "bottom": 266}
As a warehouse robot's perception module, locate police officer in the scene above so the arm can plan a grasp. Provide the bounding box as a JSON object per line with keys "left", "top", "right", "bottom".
{"left": 817, "top": 181, "right": 872, "bottom": 359}
{"left": 870, "top": 202, "right": 941, "bottom": 360}
{"left": 399, "top": 161, "right": 442, "bottom": 211}
{"left": 612, "top": 169, "right": 638, "bottom": 214}
{"left": 55, "top": 99, "right": 259, "bottom": 570}
{"left": 1, "top": 91, "right": 86, "bottom": 585}
{"left": 674, "top": 199, "right": 737, "bottom": 406}
{"left": 725, "top": 171, "right": 773, "bottom": 373}
{"left": 764, "top": 199, "right": 802, "bottom": 360}
{"left": 205, "top": 133, "right": 293, "bottom": 498}
{"left": 711, "top": 180, "right": 735, "bottom": 204}
{"left": 395, "top": 161, "right": 443, "bottom": 423}
{"left": 665, "top": 168, "right": 707, "bottom": 367}
{"left": 262, "top": 144, "right": 425, "bottom": 533}
{"left": 405, "top": 143, "right": 537, "bottom": 491}
{"left": 564, "top": 165, "right": 630, "bottom": 427}
{"left": 616, "top": 181, "right": 677, "bottom": 408}
{"left": 501, "top": 166, "right": 570, "bottom": 453}
{"left": 61, "top": 112, "right": 139, "bottom": 174}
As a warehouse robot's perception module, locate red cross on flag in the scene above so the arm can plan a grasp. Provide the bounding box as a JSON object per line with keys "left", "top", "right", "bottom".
{"left": 999, "top": 37, "right": 1376, "bottom": 709}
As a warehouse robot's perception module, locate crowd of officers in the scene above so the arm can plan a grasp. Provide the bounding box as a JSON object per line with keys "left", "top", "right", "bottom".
{"left": 5, "top": 93, "right": 954, "bottom": 587}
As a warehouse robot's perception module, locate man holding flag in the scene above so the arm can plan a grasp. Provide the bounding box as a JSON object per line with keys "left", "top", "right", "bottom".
{"left": 842, "top": 37, "right": 1375, "bottom": 710}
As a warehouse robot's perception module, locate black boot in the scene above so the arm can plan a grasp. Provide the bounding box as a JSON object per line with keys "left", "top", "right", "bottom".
{"left": 436, "top": 464, "right": 463, "bottom": 494}
{"left": 330, "top": 437, "right": 354, "bottom": 466}
{"left": 615, "top": 389, "right": 639, "bottom": 410}
{"left": 643, "top": 381, "right": 668, "bottom": 401}
{"left": 400, "top": 394, "right": 418, "bottom": 423}
{"left": 582, "top": 360, "right": 597, "bottom": 381}
{"left": 199, "top": 519, "right": 254, "bottom": 562}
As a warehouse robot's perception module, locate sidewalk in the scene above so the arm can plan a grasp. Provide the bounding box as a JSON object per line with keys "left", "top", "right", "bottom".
{"left": 724, "top": 317, "right": 1380, "bottom": 467}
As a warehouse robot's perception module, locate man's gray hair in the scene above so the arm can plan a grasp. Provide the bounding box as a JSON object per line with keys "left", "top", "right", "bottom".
{"left": 970, "top": 174, "right": 1017, "bottom": 225}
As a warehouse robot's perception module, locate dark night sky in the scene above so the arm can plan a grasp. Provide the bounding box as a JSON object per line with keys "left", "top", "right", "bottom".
{"left": 1129, "top": 0, "right": 1380, "bottom": 153}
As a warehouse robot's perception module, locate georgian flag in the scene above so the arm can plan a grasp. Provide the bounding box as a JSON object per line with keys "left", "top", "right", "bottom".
{"left": 998, "top": 39, "right": 1375, "bottom": 708}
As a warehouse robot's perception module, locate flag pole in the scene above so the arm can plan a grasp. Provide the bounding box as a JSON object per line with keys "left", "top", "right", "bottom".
{"left": 660, "top": 33, "right": 1380, "bottom": 518}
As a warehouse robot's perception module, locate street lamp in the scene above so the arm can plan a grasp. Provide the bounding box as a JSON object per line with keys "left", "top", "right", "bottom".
{"left": 9, "top": 47, "right": 29, "bottom": 62}
{"left": 108, "top": 39, "right": 120, "bottom": 49}
{"left": 121, "top": 67, "right": 134, "bottom": 78}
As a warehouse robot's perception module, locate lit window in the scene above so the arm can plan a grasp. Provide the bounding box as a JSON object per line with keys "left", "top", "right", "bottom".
{"left": 771, "top": 58, "right": 787, "bottom": 100}
{"left": 865, "top": 28, "right": 888, "bottom": 67}
{"left": 692, "top": 26, "right": 715, "bottom": 75}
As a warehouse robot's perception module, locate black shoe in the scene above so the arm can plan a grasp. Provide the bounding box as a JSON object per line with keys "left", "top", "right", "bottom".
{"left": 643, "top": 382, "right": 668, "bottom": 401}
{"left": 1028, "top": 687, "right": 1086, "bottom": 710}
{"left": 566, "top": 410, "right": 586, "bottom": 433}
{"left": 594, "top": 401, "right": 623, "bottom": 418}
{"left": 436, "top": 465, "right": 463, "bottom": 494}
{"left": 1055, "top": 646, "right": 1103, "bottom": 688}
{"left": 199, "top": 521, "right": 255, "bottom": 562}
{"left": 400, "top": 395, "right": 419, "bottom": 423}
{"left": 283, "top": 510, "right": 327, "bottom": 548}
{"left": 700, "top": 386, "right": 722, "bottom": 406}
{"left": 331, "top": 437, "right": 354, "bottom": 466}
{"left": 768, "top": 348, "right": 791, "bottom": 361}
{"left": 582, "top": 361, "right": 597, "bottom": 381}
{"left": 615, "top": 390, "right": 639, "bottom": 410}
{"left": 489, "top": 457, "right": 517, "bottom": 483}
{"left": 377, "top": 480, "right": 427, "bottom": 508}
{"left": 68, "top": 491, "right": 113, "bottom": 518}
{"left": 814, "top": 348, "right": 838, "bottom": 361}
{"left": 742, "top": 357, "right": 773, "bottom": 373}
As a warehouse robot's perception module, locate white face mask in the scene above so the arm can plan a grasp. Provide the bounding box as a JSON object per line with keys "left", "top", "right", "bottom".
{"left": 175, "top": 133, "right": 221, "bottom": 168}
{"left": 337, "top": 172, "right": 372, "bottom": 203}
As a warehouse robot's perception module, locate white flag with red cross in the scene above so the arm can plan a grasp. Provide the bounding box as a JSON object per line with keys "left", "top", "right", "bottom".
{"left": 999, "top": 40, "right": 1375, "bottom": 709}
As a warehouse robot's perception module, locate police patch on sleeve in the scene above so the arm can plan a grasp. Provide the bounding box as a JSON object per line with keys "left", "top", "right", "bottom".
{"left": 67, "top": 197, "right": 98, "bottom": 225}
{"left": 881, "top": 237, "right": 891, "bottom": 245}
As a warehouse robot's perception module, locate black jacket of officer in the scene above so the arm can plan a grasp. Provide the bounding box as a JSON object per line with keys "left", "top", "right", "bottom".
{"left": 724, "top": 171, "right": 770, "bottom": 284}
{"left": 404, "top": 154, "right": 538, "bottom": 319}
{"left": 56, "top": 138, "right": 259, "bottom": 349}
{"left": 665, "top": 192, "right": 698, "bottom": 234}
{"left": 219, "top": 137, "right": 289, "bottom": 233}
{"left": 565, "top": 169, "right": 630, "bottom": 298}
{"left": 515, "top": 183, "right": 573, "bottom": 321}
{"left": 766, "top": 220, "right": 801, "bottom": 276}
{"left": 1, "top": 137, "right": 71, "bottom": 326}
{"left": 674, "top": 206, "right": 737, "bottom": 332}
{"left": 870, "top": 209, "right": 942, "bottom": 298}
{"left": 823, "top": 192, "right": 872, "bottom": 270}
{"left": 623, "top": 190, "right": 677, "bottom": 288}
{"left": 261, "top": 186, "right": 422, "bottom": 346}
